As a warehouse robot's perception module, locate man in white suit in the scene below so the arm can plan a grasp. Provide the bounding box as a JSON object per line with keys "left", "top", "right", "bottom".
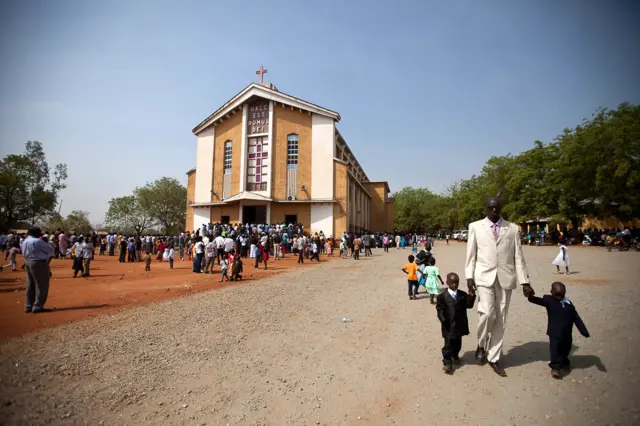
{"left": 465, "top": 197, "right": 535, "bottom": 376}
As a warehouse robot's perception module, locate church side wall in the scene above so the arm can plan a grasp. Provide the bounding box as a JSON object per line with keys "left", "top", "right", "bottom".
{"left": 386, "top": 201, "right": 395, "bottom": 232}
{"left": 333, "top": 160, "right": 348, "bottom": 236}
{"left": 366, "top": 182, "right": 387, "bottom": 233}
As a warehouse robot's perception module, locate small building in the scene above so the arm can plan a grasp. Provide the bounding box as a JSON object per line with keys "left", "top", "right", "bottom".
{"left": 185, "top": 74, "right": 394, "bottom": 236}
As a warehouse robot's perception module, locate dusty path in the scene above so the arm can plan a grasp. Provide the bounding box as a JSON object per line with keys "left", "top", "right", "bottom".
{"left": 0, "top": 253, "right": 318, "bottom": 339}
{"left": 1, "top": 244, "right": 638, "bottom": 425}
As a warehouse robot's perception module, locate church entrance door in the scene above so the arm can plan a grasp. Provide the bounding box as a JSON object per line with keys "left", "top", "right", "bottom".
{"left": 243, "top": 205, "right": 267, "bottom": 225}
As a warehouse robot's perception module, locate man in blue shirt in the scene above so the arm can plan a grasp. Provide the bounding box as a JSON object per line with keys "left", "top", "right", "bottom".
{"left": 20, "top": 227, "right": 54, "bottom": 313}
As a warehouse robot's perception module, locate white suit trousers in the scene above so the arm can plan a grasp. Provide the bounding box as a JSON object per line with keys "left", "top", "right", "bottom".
{"left": 476, "top": 278, "right": 512, "bottom": 363}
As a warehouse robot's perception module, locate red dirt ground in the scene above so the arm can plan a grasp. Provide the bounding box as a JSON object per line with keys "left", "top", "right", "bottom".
{"left": 0, "top": 253, "right": 333, "bottom": 340}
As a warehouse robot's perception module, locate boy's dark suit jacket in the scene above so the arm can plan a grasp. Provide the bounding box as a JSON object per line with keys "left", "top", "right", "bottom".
{"left": 436, "top": 290, "right": 476, "bottom": 338}
{"left": 528, "top": 295, "right": 590, "bottom": 339}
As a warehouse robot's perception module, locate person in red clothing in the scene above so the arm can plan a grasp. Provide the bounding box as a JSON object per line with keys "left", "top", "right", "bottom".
{"left": 156, "top": 239, "right": 165, "bottom": 261}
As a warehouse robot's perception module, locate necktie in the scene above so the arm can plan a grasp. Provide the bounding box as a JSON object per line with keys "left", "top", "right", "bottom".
{"left": 492, "top": 223, "right": 499, "bottom": 240}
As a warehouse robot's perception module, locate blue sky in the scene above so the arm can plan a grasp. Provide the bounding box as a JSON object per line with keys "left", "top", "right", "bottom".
{"left": 1, "top": 0, "right": 638, "bottom": 224}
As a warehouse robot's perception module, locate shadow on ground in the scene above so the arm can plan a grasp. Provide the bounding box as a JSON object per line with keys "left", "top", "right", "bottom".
{"left": 459, "top": 341, "right": 607, "bottom": 372}
{"left": 51, "top": 304, "right": 109, "bottom": 312}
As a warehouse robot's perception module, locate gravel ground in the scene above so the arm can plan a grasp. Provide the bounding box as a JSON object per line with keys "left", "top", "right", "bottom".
{"left": 1, "top": 244, "right": 638, "bottom": 425}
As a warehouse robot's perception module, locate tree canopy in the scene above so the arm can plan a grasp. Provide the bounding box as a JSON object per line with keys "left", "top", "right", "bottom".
{"left": 0, "top": 141, "right": 68, "bottom": 231}
{"left": 43, "top": 210, "right": 93, "bottom": 235}
{"left": 105, "top": 193, "right": 155, "bottom": 236}
{"left": 137, "top": 177, "right": 187, "bottom": 235}
{"left": 393, "top": 103, "right": 640, "bottom": 232}
{"left": 105, "top": 177, "right": 186, "bottom": 235}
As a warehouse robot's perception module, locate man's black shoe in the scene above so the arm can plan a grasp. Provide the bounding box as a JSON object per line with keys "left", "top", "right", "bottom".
{"left": 475, "top": 347, "right": 487, "bottom": 365}
{"left": 489, "top": 361, "right": 507, "bottom": 377}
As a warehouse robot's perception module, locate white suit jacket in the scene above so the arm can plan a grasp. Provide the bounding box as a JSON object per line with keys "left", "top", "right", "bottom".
{"left": 464, "top": 218, "right": 529, "bottom": 290}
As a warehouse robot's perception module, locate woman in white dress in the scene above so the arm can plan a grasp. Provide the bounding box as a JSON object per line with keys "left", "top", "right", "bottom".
{"left": 552, "top": 238, "right": 570, "bottom": 275}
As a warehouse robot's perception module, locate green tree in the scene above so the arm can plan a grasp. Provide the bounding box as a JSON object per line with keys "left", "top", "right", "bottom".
{"left": 42, "top": 210, "right": 93, "bottom": 235}
{"left": 503, "top": 141, "right": 562, "bottom": 223}
{"left": 556, "top": 103, "right": 640, "bottom": 221}
{"left": 64, "top": 210, "right": 93, "bottom": 235}
{"left": 41, "top": 211, "right": 65, "bottom": 231}
{"left": 392, "top": 103, "right": 640, "bottom": 231}
{"left": 0, "top": 141, "right": 67, "bottom": 230}
{"left": 137, "top": 177, "right": 187, "bottom": 234}
{"left": 104, "top": 193, "right": 155, "bottom": 236}
{"left": 393, "top": 187, "right": 449, "bottom": 232}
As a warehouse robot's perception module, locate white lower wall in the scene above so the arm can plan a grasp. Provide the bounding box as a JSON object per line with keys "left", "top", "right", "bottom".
{"left": 311, "top": 114, "right": 335, "bottom": 199}
{"left": 310, "top": 204, "right": 333, "bottom": 236}
{"left": 195, "top": 127, "right": 215, "bottom": 203}
{"left": 193, "top": 207, "right": 211, "bottom": 231}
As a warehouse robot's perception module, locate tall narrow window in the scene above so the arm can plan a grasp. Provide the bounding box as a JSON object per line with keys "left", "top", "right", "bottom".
{"left": 287, "top": 134, "right": 298, "bottom": 169}
{"left": 222, "top": 141, "right": 232, "bottom": 198}
{"left": 286, "top": 134, "right": 298, "bottom": 199}
{"left": 224, "top": 141, "right": 233, "bottom": 174}
{"left": 246, "top": 136, "right": 268, "bottom": 191}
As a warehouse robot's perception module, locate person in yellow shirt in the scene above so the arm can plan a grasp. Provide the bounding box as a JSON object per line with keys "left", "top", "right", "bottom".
{"left": 403, "top": 254, "right": 419, "bottom": 300}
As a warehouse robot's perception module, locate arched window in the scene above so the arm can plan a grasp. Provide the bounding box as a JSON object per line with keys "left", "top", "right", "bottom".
{"left": 224, "top": 141, "right": 232, "bottom": 174}
{"left": 287, "top": 134, "right": 299, "bottom": 170}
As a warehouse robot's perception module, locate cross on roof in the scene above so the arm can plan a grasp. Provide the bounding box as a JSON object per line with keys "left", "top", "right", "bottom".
{"left": 256, "top": 65, "right": 268, "bottom": 84}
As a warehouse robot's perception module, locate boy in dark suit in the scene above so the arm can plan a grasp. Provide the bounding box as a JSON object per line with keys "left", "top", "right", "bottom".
{"left": 436, "top": 272, "right": 476, "bottom": 374}
{"left": 528, "top": 282, "right": 590, "bottom": 379}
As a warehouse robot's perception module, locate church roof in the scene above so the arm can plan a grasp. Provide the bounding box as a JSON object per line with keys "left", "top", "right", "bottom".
{"left": 222, "top": 191, "right": 273, "bottom": 203}
{"left": 192, "top": 83, "right": 341, "bottom": 135}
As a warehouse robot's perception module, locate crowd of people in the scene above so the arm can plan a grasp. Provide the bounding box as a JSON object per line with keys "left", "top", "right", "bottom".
{"left": 0, "top": 225, "right": 440, "bottom": 277}
{"left": 1, "top": 222, "right": 425, "bottom": 314}
{"left": 0, "top": 215, "right": 603, "bottom": 381}
{"left": 0, "top": 204, "right": 606, "bottom": 385}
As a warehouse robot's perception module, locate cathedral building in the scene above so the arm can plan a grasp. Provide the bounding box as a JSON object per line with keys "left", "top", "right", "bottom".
{"left": 186, "top": 70, "right": 394, "bottom": 236}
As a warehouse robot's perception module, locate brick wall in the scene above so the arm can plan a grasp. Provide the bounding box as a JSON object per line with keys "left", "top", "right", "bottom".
{"left": 210, "top": 205, "right": 240, "bottom": 224}
{"left": 272, "top": 105, "right": 312, "bottom": 200}
{"left": 186, "top": 170, "right": 196, "bottom": 231}
{"left": 365, "top": 182, "right": 387, "bottom": 232}
{"left": 212, "top": 113, "right": 242, "bottom": 201}
{"left": 386, "top": 201, "right": 395, "bottom": 232}
{"left": 270, "top": 202, "right": 311, "bottom": 229}
{"left": 333, "top": 160, "right": 348, "bottom": 236}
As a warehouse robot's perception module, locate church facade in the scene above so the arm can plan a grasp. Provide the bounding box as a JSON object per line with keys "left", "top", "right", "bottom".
{"left": 185, "top": 79, "right": 394, "bottom": 236}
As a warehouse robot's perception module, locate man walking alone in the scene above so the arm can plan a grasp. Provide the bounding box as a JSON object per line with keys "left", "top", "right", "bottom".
{"left": 21, "top": 227, "right": 54, "bottom": 313}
